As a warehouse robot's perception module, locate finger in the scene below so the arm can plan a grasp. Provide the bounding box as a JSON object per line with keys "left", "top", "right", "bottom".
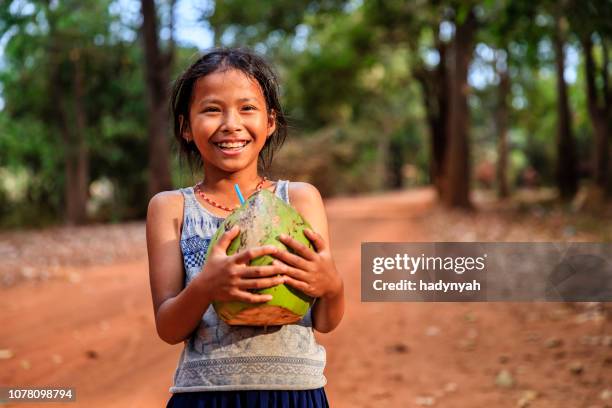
{"left": 283, "top": 276, "right": 311, "bottom": 294}
{"left": 278, "top": 234, "right": 317, "bottom": 261}
{"left": 273, "top": 249, "right": 311, "bottom": 270}
{"left": 237, "top": 275, "right": 286, "bottom": 290}
{"left": 230, "top": 289, "right": 274, "bottom": 303}
{"left": 272, "top": 260, "right": 310, "bottom": 282}
{"left": 303, "top": 228, "right": 326, "bottom": 253}
{"left": 232, "top": 245, "right": 278, "bottom": 265}
{"left": 214, "top": 225, "right": 240, "bottom": 253}
{"left": 239, "top": 264, "right": 286, "bottom": 279}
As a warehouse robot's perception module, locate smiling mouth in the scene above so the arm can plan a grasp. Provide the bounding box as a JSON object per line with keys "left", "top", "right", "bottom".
{"left": 213, "top": 141, "right": 251, "bottom": 150}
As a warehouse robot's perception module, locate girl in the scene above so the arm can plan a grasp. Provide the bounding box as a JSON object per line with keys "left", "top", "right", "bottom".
{"left": 146, "top": 48, "right": 344, "bottom": 407}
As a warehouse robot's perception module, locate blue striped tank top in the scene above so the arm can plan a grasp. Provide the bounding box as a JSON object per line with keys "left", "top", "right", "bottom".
{"left": 170, "top": 180, "right": 327, "bottom": 393}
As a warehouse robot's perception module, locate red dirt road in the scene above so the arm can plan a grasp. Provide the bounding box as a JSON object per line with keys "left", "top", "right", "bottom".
{"left": 1, "top": 188, "right": 610, "bottom": 407}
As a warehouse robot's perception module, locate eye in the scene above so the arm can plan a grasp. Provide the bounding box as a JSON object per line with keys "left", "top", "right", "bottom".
{"left": 242, "top": 105, "right": 257, "bottom": 111}
{"left": 203, "top": 106, "right": 220, "bottom": 113}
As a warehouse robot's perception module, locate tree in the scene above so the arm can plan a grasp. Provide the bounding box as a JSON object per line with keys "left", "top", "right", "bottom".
{"left": 412, "top": 29, "right": 450, "bottom": 197}
{"left": 440, "top": 6, "right": 478, "bottom": 208}
{"left": 552, "top": 14, "right": 578, "bottom": 199}
{"left": 1, "top": 0, "right": 122, "bottom": 224}
{"left": 582, "top": 34, "right": 611, "bottom": 194}
{"left": 567, "top": 0, "right": 612, "bottom": 195}
{"left": 495, "top": 50, "right": 511, "bottom": 198}
{"left": 141, "top": 0, "right": 174, "bottom": 198}
{"left": 0, "top": 0, "right": 149, "bottom": 226}
{"left": 363, "top": 1, "right": 479, "bottom": 207}
{"left": 481, "top": 1, "right": 540, "bottom": 199}
{"left": 363, "top": 1, "right": 452, "bottom": 198}
{"left": 46, "top": 11, "right": 94, "bottom": 225}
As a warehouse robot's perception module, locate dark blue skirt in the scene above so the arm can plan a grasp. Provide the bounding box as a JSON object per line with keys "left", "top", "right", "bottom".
{"left": 166, "top": 388, "right": 329, "bottom": 408}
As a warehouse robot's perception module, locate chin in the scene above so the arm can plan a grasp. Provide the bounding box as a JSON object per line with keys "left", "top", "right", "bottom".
{"left": 216, "top": 160, "right": 256, "bottom": 173}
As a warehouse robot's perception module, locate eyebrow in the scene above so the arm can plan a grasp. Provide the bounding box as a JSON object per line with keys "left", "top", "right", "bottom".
{"left": 198, "top": 97, "right": 259, "bottom": 105}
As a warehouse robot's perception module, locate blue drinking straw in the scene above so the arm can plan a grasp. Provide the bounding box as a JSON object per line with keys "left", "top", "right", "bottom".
{"left": 234, "top": 183, "right": 245, "bottom": 205}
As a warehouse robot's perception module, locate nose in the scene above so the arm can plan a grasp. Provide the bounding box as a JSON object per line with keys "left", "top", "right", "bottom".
{"left": 220, "top": 108, "right": 242, "bottom": 133}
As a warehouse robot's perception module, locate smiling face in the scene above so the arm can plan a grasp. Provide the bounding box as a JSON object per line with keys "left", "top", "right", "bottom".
{"left": 183, "top": 68, "right": 276, "bottom": 176}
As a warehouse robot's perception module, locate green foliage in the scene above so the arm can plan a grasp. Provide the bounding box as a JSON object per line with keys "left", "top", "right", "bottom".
{"left": 0, "top": 0, "right": 148, "bottom": 226}
{"left": 284, "top": 9, "right": 379, "bottom": 127}
{"left": 1, "top": 0, "right": 610, "bottom": 227}
{"left": 208, "top": 0, "right": 348, "bottom": 46}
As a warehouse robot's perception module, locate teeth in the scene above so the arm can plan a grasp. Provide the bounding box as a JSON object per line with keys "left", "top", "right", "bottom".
{"left": 216, "top": 141, "right": 248, "bottom": 148}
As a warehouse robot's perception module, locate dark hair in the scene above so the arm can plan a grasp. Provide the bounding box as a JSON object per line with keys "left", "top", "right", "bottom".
{"left": 170, "top": 47, "right": 288, "bottom": 174}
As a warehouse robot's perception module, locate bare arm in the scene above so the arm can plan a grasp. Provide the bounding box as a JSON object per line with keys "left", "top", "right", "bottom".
{"left": 311, "top": 278, "right": 344, "bottom": 333}
{"left": 283, "top": 182, "right": 345, "bottom": 333}
{"left": 146, "top": 192, "right": 212, "bottom": 345}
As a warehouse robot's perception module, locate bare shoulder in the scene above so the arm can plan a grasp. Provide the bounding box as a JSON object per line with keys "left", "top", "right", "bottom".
{"left": 147, "top": 190, "right": 185, "bottom": 235}
{"left": 287, "top": 181, "right": 329, "bottom": 242}
{"left": 147, "top": 190, "right": 184, "bottom": 216}
{"left": 287, "top": 181, "right": 323, "bottom": 209}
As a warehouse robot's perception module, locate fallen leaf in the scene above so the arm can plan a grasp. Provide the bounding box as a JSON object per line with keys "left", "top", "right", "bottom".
{"left": 415, "top": 396, "right": 435, "bottom": 406}
{"left": 495, "top": 369, "right": 514, "bottom": 388}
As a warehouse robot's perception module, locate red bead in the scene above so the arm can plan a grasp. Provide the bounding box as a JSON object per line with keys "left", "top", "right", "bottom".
{"left": 194, "top": 177, "right": 267, "bottom": 212}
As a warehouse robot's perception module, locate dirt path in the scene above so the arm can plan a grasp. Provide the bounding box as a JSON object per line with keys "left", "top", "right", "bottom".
{"left": 1, "top": 188, "right": 610, "bottom": 407}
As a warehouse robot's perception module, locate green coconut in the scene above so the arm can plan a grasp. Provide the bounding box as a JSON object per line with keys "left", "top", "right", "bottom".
{"left": 206, "top": 188, "right": 315, "bottom": 326}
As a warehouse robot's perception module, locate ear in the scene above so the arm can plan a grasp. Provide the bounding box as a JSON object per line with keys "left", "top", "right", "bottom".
{"left": 266, "top": 110, "right": 277, "bottom": 138}
{"left": 179, "top": 115, "right": 192, "bottom": 142}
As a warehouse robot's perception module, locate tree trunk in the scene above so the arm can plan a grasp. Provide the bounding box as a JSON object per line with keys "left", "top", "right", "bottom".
{"left": 582, "top": 34, "right": 610, "bottom": 195}
{"left": 45, "top": 2, "right": 89, "bottom": 225}
{"left": 46, "top": 4, "right": 88, "bottom": 225}
{"left": 416, "top": 41, "right": 449, "bottom": 198}
{"left": 496, "top": 52, "right": 510, "bottom": 199}
{"left": 388, "top": 137, "right": 404, "bottom": 189}
{"left": 376, "top": 133, "right": 389, "bottom": 190}
{"left": 441, "top": 9, "right": 477, "bottom": 208}
{"left": 61, "top": 85, "right": 88, "bottom": 225}
{"left": 605, "top": 40, "right": 612, "bottom": 195}
{"left": 375, "top": 118, "right": 393, "bottom": 190}
{"left": 141, "top": 0, "right": 174, "bottom": 199}
{"left": 553, "top": 16, "right": 578, "bottom": 200}
{"left": 65, "top": 50, "right": 90, "bottom": 225}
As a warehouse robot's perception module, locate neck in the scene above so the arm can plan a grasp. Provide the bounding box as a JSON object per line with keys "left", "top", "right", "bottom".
{"left": 199, "top": 163, "right": 264, "bottom": 198}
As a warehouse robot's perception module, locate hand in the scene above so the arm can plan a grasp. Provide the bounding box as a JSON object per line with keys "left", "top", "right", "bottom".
{"left": 273, "top": 228, "right": 342, "bottom": 299}
{"left": 195, "top": 225, "right": 286, "bottom": 303}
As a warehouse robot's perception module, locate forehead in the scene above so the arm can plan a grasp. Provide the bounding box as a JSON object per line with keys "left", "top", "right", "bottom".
{"left": 192, "top": 69, "right": 265, "bottom": 103}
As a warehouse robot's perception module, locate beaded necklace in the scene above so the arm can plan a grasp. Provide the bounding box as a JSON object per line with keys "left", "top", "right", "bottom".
{"left": 194, "top": 176, "right": 267, "bottom": 212}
